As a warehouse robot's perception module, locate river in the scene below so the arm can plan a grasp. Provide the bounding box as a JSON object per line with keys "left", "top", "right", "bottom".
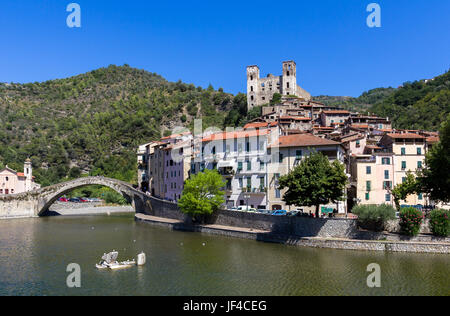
{"left": 0, "top": 213, "right": 448, "bottom": 296}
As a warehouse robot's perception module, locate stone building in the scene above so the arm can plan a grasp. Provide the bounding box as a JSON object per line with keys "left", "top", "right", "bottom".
{"left": 247, "top": 61, "right": 311, "bottom": 110}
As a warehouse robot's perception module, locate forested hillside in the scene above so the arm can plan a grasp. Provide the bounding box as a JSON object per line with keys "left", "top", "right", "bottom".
{"left": 314, "top": 87, "right": 396, "bottom": 113}
{"left": 1, "top": 65, "right": 448, "bottom": 187}
{"left": 369, "top": 71, "right": 450, "bottom": 130}
{"left": 316, "top": 70, "right": 450, "bottom": 130}
{"left": 0, "top": 65, "right": 249, "bottom": 186}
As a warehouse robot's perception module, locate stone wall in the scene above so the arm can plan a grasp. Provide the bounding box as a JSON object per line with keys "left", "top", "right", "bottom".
{"left": 0, "top": 194, "right": 38, "bottom": 218}
{"left": 146, "top": 196, "right": 442, "bottom": 241}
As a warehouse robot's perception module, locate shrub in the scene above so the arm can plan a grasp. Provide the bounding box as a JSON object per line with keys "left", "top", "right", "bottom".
{"left": 428, "top": 209, "right": 450, "bottom": 237}
{"left": 351, "top": 204, "right": 396, "bottom": 231}
{"left": 103, "top": 191, "right": 128, "bottom": 205}
{"left": 399, "top": 207, "right": 424, "bottom": 236}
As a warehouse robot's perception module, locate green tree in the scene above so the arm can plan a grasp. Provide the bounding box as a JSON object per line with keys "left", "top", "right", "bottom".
{"left": 178, "top": 169, "right": 225, "bottom": 221}
{"left": 278, "top": 151, "right": 348, "bottom": 218}
{"left": 418, "top": 114, "right": 450, "bottom": 203}
{"left": 270, "top": 93, "right": 282, "bottom": 105}
{"left": 390, "top": 171, "right": 418, "bottom": 210}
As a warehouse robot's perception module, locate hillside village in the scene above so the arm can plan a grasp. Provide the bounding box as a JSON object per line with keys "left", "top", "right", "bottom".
{"left": 137, "top": 61, "right": 443, "bottom": 216}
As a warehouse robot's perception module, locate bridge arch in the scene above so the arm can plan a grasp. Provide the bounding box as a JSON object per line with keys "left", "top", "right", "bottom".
{"left": 36, "top": 176, "right": 150, "bottom": 216}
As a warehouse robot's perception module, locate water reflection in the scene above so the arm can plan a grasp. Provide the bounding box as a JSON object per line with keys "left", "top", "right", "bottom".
{"left": 0, "top": 214, "right": 448, "bottom": 296}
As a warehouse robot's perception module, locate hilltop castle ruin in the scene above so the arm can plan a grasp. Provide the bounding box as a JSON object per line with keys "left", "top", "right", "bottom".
{"left": 247, "top": 61, "right": 311, "bottom": 110}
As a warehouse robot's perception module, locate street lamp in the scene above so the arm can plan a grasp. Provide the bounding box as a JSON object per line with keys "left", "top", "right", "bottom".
{"left": 244, "top": 194, "right": 250, "bottom": 210}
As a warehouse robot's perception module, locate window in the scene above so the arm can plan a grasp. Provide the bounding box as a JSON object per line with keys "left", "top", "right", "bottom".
{"left": 418, "top": 193, "right": 423, "bottom": 200}
{"left": 356, "top": 140, "right": 361, "bottom": 148}
{"left": 401, "top": 161, "right": 406, "bottom": 170}
{"left": 383, "top": 181, "right": 392, "bottom": 190}
{"left": 239, "top": 178, "right": 243, "bottom": 188}
{"left": 279, "top": 153, "right": 283, "bottom": 163}
{"left": 259, "top": 141, "right": 265, "bottom": 151}
{"left": 385, "top": 194, "right": 391, "bottom": 202}
{"left": 417, "top": 147, "right": 422, "bottom": 155}
{"left": 296, "top": 150, "right": 302, "bottom": 160}
{"left": 365, "top": 192, "right": 370, "bottom": 201}
{"left": 250, "top": 86, "right": 253, "bottom": 92}
{"left": 259, "top": 177, "right": 265, "bottom": 189}
{"left": 247, "top": 177, "right": 251, "bottom": 190}
{"left": 5, "top": 177, "right": 8, "bottom": 181}
{"left": 237, "top": 162, "right": 243, "bottom": 171}
{"left": 287, "top": 82, "right": 290, "bottom": 88}
{"left": 366, "top": 166, "right": 372, "bottom": 174}
{"left": 401, "top": 148, "right": 406, "bottom": 155}
{"left": 417, "top": 161, "right": 423, "bottom": 169}
{"left": 402, "top": 177, "right": 407, "bottom": 183}
{"left": 246, "top": 141, "right": 250, "bottom": 152}
{"left": 384, "top": 170, "right": 389, "bottom": 180}
{"left": 260, "top": 161, "right": 264, "bottom": 170}
{"left": 247, "top": 160, "right": 251, "bottom": 171}
{"left": 366, "top": 181, "right": 371, "bottom": 191}
{"left": 382, "top": 158, "right": 391, "bottom": 165}
{"left": 275, "top": 189, "right": 281, "bottom": 199}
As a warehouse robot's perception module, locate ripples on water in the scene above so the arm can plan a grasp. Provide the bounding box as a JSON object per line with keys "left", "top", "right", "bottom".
{"left": 0, "top": 213, "right": 448, "bottom": 296}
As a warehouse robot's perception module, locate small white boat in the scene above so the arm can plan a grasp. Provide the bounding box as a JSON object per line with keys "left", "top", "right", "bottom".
{"left": 96, "top": 251, "right": 141, "bottom": 270}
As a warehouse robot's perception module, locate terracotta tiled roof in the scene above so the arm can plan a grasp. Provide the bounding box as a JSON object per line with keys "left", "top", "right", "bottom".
{"left": 426, "top": 136, "right": 440, "bottom": 144}
{"left": 387, "top": 133, "right": 425, "bottom": 139}
{"left": 269, "top": 133, "right": 340, "bottom": 148}
{"left": 313, "top": 126, "right": 334, "bottom": 130}
{"left": 202, "top": 129, "right": 271, "bottom": 142}
{"left": 323, "top": 110, "right": 350, "bottom": 115}
{"left": 243, "top": 121, "right": 278, "bottom": 129}
{"left": 351, "top": 124, "right": 369, "bottom": 129}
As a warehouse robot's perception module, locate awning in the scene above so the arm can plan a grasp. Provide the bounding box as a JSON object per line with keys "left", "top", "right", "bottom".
{"left": 217, "top": 161, "right": 234, "bottom": 168}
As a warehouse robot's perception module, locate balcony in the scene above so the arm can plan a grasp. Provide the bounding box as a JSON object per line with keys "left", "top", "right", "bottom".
{"left": 242, "top": 186, "right": 267, "bottom": 195}
{"left": 218, "top": 166, "right": 235, "bottom": 177}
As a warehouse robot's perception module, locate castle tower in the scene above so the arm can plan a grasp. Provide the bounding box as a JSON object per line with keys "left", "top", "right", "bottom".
{"left": 247, "top": 65, "right": 260, "bottom": 110}
{"left": 281, "top": 61, "right": 297, "bottom": 96}
{"left": 24, "top": 158, "right": 32, "bottom": 191}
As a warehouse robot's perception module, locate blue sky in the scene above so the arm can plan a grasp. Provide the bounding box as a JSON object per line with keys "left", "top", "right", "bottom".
{"left": 0, "top": 0, "right": 449, "bottom": 97}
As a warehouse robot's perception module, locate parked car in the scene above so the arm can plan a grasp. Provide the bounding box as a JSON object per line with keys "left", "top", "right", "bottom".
{"left": 271, "top": 210, "right": 288, "bottom": 216}
{"left": 88, "top": 198, "right": 102, "bottom": 203}
{"left": 237, "top": 206, "right": 253, "bottom": 212}
{"left": 257, "top": 209, "right": 271, "bottom": 215}
{"left": 79, "top": 197, "right": 89, "bottom": 203}
{"left": 68, "top": 197, "right": 81, "bottom": 203}
{"left": 58, "top": 197, "right": 69, "bottom": 202}
{"left": 230, "top": 207, "right": 238, "bottom": 211}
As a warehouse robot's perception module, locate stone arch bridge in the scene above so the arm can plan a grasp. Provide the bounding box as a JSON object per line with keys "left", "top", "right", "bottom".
{"left": 0, "top": 176, "right": 153, "bottom": 218}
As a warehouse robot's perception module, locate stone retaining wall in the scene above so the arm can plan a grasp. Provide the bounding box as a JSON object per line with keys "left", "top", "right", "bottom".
{"left": 135, "top": 214, "right": 450, "bottom": 254}
{"left": 146, "top": 195, "right": 448, "bottom": 243}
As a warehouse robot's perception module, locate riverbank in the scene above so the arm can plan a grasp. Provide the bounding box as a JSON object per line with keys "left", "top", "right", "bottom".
{"left": 135, "top": 213, "right": 450, "bottom": 254}
{"left": 46, "top": 201, "right": 133, "bottom": 216}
